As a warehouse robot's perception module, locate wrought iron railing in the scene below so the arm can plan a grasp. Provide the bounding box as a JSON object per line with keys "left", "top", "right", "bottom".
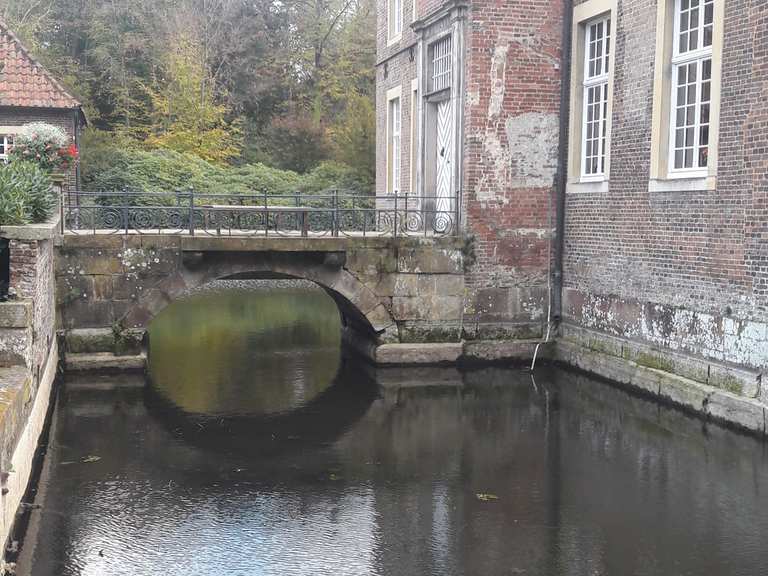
{"left": 61, "top": 190, "right": 460, "bottom": 237}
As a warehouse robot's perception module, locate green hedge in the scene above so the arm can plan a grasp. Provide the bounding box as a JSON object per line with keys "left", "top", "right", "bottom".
{"left": 82, "top": 135, "right": 372, "bottom": 199}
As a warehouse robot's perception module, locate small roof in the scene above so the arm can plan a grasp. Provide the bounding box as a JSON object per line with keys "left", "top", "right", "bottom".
{"left": 0, "top": 19, "right": 82, "bottom": 110}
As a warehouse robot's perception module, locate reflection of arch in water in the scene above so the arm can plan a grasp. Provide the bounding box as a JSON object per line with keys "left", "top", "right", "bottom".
{"left": 146, "top": 287, "right": 344, "bottom": 416}
{"left": 144, "top": 353, "right": 378, "bottom": 459}
{"left": 121, "top": 251, "right": 395, "bottom": 346}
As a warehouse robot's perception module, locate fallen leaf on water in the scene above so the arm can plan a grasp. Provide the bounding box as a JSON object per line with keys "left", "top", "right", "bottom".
{"left": 81, "top": 456, "right": 101, "bottom": 464}
{"left": 476, "top": 493, "right": 499, "bottom": 502}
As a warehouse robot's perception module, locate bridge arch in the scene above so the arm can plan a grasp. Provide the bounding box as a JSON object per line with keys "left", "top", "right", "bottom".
{"left": 118, "top": 251, "right": 397, "bottom": 345}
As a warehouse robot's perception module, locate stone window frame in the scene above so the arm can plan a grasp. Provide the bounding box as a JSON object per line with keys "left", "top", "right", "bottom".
{"left": 386, "top": 86, "right": 403, "bottom": 195}
{"left": 412, "top": 0, "right": 468, "bottom": 207}
{"left": 567, "top": 0, "right": 617, "bottom": 195}
{"left": 649, "top": 0, "right": 724, "bottom": 193}
{"left": 388, "top": 0, "right": 403, "bottom": 46}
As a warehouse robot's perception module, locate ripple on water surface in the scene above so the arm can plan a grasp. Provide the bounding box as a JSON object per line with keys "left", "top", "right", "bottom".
{"left": 14, "top": 288, "right": 768, "bottom": 576}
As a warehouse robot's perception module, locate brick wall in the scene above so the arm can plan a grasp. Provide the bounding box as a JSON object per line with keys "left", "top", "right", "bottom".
{"left": 563, "top": 0, "right": 768, "bottom": 379}
{"left": 377, "top": 0, "right": 564, "bottom": 341}
{"left": 8, "top": 238, "right": 55, "bottom": 378}
{"left": 0, "top": 107, "right": 81, "bottom": 191}
{"left": 461, "top": 0, "right": 564, "bottom": 339}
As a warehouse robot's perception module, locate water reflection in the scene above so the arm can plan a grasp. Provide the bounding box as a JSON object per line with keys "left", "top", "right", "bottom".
{"left": 148, "top": 287, "right": 343, "bottom": 417}
{"left": 15, "top": 288, "right": 768, "bottom": 576}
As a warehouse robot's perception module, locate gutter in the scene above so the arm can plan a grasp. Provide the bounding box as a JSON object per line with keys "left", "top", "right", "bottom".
{"left": 553, "top": 0, "right": 573, "bottom": 323}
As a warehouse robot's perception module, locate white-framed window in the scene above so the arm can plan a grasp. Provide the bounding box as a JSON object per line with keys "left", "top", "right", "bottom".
{"left": 387, "top": 90, "right": 402, "bottom": 195}
{"left": 429, "top": 35, "right": 453, "bottom": 93}
{"left": 0, "top": 135, "right": 13, "bottom": 163}
{"left": 581, "top": 16, "right": 611, "bottom": 179}
{"left": 668, "top": 0, "right": 713, "bottom": 175}
{"left": 388, "top": 0, "right": 403, "bottom": 43}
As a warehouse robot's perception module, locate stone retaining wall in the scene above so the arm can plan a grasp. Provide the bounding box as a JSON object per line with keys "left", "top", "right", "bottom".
{"left": 0, "top": 218, "right": 59, "bottom": 556}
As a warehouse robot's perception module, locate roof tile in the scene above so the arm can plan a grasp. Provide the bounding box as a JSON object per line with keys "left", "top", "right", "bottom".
{"left": 0, "top": 20, "right": 81, "bottom": 110}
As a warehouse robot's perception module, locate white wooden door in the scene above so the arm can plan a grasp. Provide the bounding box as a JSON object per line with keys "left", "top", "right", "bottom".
{"left": 435, "top": 99, "right": 454, "bottom": 215}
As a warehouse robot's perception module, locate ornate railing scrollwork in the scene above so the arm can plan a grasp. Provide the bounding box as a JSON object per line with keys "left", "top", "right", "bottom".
{"left": 62, "top": 190, "right": 460, "bottom": 238}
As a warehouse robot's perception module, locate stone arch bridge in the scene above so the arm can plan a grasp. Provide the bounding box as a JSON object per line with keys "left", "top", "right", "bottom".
{"left": 57, "top": 235, "right": 467, "bottom": 359}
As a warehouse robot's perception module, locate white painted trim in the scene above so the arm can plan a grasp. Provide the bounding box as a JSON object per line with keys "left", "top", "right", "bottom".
{"left": 581, "top": 15, "right": 611, "bottom": 179}
{"left": 386, "top": 86, "right": 403, "bottom": 195}
{"left": 568, "top": 0, "right": 617, "bottom": 183}
{"left": 387, "top": 0, "right": 403, "bottom": 46}
{"left": 650, "top": 0, "right": 723, "bottom": 183}
{"left": 410, "top": 78, "right": 419, "bottom": 194}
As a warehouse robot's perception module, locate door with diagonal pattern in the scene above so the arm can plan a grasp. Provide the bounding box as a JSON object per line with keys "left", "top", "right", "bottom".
{"left": 435, "top": 99, "right": 454, "bottom": 217}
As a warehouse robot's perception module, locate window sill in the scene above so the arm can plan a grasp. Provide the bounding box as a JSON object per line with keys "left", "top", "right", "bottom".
{"left": 387, "top": 34, "right": 402, "bottom": 48}
{"left": 648, "top": 175, "right": 717, "bottom": 193}
{"left": 567, "top": 179, "right": 610, "bottom": 194}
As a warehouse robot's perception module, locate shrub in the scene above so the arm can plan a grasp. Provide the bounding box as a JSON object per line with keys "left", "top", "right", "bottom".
{"left": 0, "top": 162, "right": 55, "bottom": 225}
{"left": 80, "top": 130, "right": 373, "bottom": 208}
{"left": 9, "top": 122, "right": 77, "bottom": 172}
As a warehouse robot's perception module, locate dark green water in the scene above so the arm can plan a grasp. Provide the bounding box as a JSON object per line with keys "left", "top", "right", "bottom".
{"left": 15, "top": 288, "right": 768, "bottom": 576}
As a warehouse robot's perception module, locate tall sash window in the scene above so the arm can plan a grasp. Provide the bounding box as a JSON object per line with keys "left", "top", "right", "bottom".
{"left": 670, "top": 0, "right": 713, "bottom": 173}
{"left": 582, "top": 17, "right": 611, "bottom": 179}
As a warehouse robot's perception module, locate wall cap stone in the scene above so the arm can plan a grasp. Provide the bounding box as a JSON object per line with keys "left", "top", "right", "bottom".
{"left": 0, "top": 212, "right": 60, "bottom": 241}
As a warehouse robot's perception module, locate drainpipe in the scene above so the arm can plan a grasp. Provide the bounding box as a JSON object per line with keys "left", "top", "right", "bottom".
{"left": 552, "top": 0, "right": 573, "bottom": 324}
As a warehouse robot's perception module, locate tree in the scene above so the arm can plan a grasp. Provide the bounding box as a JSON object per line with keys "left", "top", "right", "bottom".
{"left": 3, "top": 0, "right": 376, "bottom": 179}
{"left": 331, "top": 93, "right": 375, "bottom": 186}
{"left": 146, "top": 31, "right": 241, "bottom": 164}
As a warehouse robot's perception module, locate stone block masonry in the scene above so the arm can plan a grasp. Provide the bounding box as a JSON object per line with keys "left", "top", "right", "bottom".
{"left": 56, "top": 235, "right": 468, "bottom": 349}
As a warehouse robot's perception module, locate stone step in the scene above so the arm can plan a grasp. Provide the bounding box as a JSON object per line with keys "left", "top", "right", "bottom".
{"left": 65, "top": 352, "right": 146, "bottom": 372}
{"left": 64, "top": 328, "right": 145, "bottom": 355}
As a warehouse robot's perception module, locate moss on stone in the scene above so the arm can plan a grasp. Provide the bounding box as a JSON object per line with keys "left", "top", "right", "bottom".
{"left": 717, "top": 375, "right": 744, "bottom": 396}
{"left": 635, "top": 352, "right": 676, "bottom": 373}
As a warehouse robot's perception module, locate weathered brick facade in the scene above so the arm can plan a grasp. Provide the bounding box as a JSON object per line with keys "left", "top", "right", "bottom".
{"left": 562, "top": 0, "right": 768, "bottom": 402}
{"left": 377, "top": 0, "right": 563, "bottom": 342}
{"left": 377, "top": 0, "right": 768, "bottom": 409}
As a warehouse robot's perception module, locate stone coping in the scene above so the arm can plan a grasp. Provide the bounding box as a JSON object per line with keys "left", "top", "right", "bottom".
{"left": 0, "top": 212, "right": 60, "bottom": 241}
{"left": 61, "top": 232, "right": 466, "bottom": 252}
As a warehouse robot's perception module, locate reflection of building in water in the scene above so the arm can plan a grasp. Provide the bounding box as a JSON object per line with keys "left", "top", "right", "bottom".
{"left": 18, "top": 366, "right": 768, "bottom": 575}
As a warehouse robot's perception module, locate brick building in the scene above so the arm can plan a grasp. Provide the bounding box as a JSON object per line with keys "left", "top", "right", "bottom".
{"left": 378, "top": 1, "right": 768, "bottom": 408}
{"left": 0, "top": 20, "right": 85, "bottom": 189}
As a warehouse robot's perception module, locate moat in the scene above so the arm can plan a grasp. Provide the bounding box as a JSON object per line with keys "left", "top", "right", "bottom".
{"left": 14, "top": 287, "right": 768, "bottom": 576}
